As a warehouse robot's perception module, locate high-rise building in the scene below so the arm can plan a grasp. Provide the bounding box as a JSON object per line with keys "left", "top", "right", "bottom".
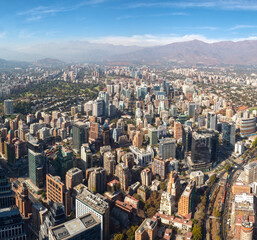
{"left": 159, "top": 138, "right": 176, "bottom": 160}
{"left": 239, "top": 117, "right": 256, "bottom": 137}
{"left": 174, "top": 121, "right": 182, "bottom": 141}
{"left": 207, "top": 112, "right": 217, "bottom": 130}
{"left": 123, "top": 152, "right": 134, "bottom": 169}
{"left": 32, "top": 202, "right": 48, "bottom": 232}
{"left": 75, "top": 184, "right": 110, "bottom": 240}
{"left": 115, "top": 163, "right": 130, "bottom": 191}
{"left": 244, "top": 161, "right": 257, "bottom": 184}
{"left": 135, "top": 218, "right": 157, "bottom": 240}
{"left": 0, "top": 167, "right": 27, "bottom": 239}
{"left": 4, "top": 141, "right": 15, "bottom": 165}
{"left": 14, "top": 181, "right": 32, "bottom": 218}
{"left": 190, "top": 171, "right": 204, "bottom": 187}
{"left": 86, "top": 167, "right": 106, "bottom": 194}
{"left": 159, "top": 191, "right": 175, "bottom": 216}
{"left": 178, "top": 180, "right": 196, "bottom": 217}
{"left": 72, "top": 121, "right": 89, "bottom": 151}
{"left": 141, "top": 168, "right": 152, "bottom": 187}
{"left": 66, "top": 168, "right": 83, "bottom": 191}
{"left": 89, "top": 122, "right": 100, "bottom": 142}
{"left": 49, "top": 212, "right": 101, "bottom": 240}
{"left": 93, "top": 99, "right": 104, "bottom": 117}
{"left": 55, "top": 146, "right": 74, "bottom": 180}
{"left": 98, "top": 91, "right": 109, "bottom": 117}
{"left": 39, "top": 202, "right": 66, "bottom": 240}
{"left": 103, "top": 151, "right": 116, "bottom": 176}
{"left": 133, "top": 131, "right": 143, "bottom": 148}
{"left": 167, "top": 171, "right": 181, "bottom": 200}
{"left": 189, "top": 131, "right": 218, "bottom": 171}
{"left": 46, "top": 174, "right": 71, "bottom": 216}
{"left": 222, "top": 122, "right": 236, "bottom": 148}
{"left": 148, "top": 128, "right": 158, "bottom": 145}
{"left": 152, "top": 157, "right": 168, "bottom": 180}
{"left": 136, "top": 85, "right": 147, "bottom": 100}
{"left": 81, "top": 144, "right": 92, "bottom": 171}
{"left": 101, "top": 122, "right": 110, "bottom": 146}
{"left": 129, "top": 146, "right": 152, "bottom": 166}
{"left": 4, "top": 99, "right": 14, "bottom": 115}
{"left": 240, "top": 218, "right": 253, "bottom": 240}
{"left": 182, "top": 125, "right": 192, "bottom": 153}
{"left": 0, "top": 166, "right": 15, "bottom": 208}
{"left": 28, "top": 139, "right": 45, "bottom": 189}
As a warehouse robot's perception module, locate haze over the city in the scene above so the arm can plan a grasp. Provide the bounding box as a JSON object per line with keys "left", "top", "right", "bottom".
{"left": 1, "top": 0, "right": 257, "bottom": 62}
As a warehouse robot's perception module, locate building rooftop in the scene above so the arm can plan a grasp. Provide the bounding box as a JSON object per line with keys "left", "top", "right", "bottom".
{"left": 50, "top": 213, "right": 100, "bottom": 240}
{"left": 136, "top": 218, "right": 157, "bottom": 234}
{"left": 181, "top": 180, "right": 195, "bottom": 198}
{"left": 75, "top": 184, "right": 109, "bottom": 214}
{"left": 67, "top": 167, "right": 82, "bottom": 175}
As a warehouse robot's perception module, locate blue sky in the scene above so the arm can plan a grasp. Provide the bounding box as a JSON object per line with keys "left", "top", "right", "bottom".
{"left": 1, "top": 0, "right": 257, "bottom": 47}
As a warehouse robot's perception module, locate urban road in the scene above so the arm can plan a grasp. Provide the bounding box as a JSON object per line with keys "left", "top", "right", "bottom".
{"left": 221, "top": 159, "right": 245, "bottom": 240}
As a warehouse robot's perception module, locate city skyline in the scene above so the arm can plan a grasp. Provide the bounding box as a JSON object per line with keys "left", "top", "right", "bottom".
{"left": 0, "top": 0, "right": 257, "bottom": 50}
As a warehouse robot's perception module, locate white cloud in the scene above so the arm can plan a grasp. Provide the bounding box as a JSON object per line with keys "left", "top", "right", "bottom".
{"left": 0, "top": 32, "right": 7, "bottom": 39}
{"left": 87, "top": 34, "right": 222, "bottom": 46}
{"left": 124, "top": 0, "right": 257, "bottom": 11}
{"left": 230, "top": 25, "right": 257, "bottom": 30}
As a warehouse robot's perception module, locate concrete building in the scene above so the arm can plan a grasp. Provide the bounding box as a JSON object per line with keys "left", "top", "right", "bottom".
{"left": 49, "top": 212, "right": 101, "bottom": 240}
{"left": 235, "top": 141, "right": 245, "bottom": 155}
{"left": 207, "top": 112, "right": 217, "bottom": 130}
{"left": 103, "top": 151, "right": 116, "bottom": 176}
{"left": 167, "top": 171, "right": 181, "bottom": 200}
{"left": 46, "top": 174, "right": 71, "bottom": 216}
{"left": 159, "top": 191, "right": 175, "bottom": 216}
{"left": 75, "top": 184, "right": 110, "bottom": 240}
{"left": 152, "top": 157, "right": 168, "bottom": 180}
{"left": 72, "top": 121, "right": 89, "bottom": 151}
{"left": 0, "top": 167, "right": 27, "bottom": 239}
{"left": 86, "top": 167, "right": 106, "bottom": 194}
{"left": 135, "top": 218, "right": 158, "bottom": 240}
{"left": 222, "top": 122, "right": 236, "bottom": 148}
{"left": 55, "top": 146, "right": 74, "bottom": 180}
{"left": 141, "top": 168, "right": 152, "bottom": 187}
{"left": 244, "top": 161, "right": 257, "bottom": 184}
{"left": 232, "top": 181, "right": 251, "bottom": 195}
{"left": 129, "top": 146, "right": 152, "bottom": 166}
{"left": 159, "top": 138, "right": 176, "bottom": 160}
{"left": 178, "top": 180, "right": 196, "bottom": 217}
{"left": 174, "top": 122, "right": 182, "bottom": 141}
{"left": 133, "top": 131, "right": 143, "bottom": 148}
{"left": 115, "top": 163, "right": 130, "bottom": 191}
{"left": 239, "top": 117, "right": 256, "bottom": 137}
{"left": 14, "top": 181, "right": 32, "bottom": 218}
{"left": 28, "top": 139, "right": 45, "bottom": 189}
{"left": 66, "top": 168, "right": 83, "bottom": 191}
{"left": 81, "top": 144, "right": 92, "bottom": 171}
{"left": 4, "top": 99, "right": 14, "bottom": 115}
{"left": 190, "top": 171, "right": 204, "bottom": 187}
{"left": 148, "top": 127, "right": 158, "bottom": 145}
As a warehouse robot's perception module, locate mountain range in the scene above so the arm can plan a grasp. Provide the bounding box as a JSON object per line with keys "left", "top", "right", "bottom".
{"left": 1, "top": 40, "right": 257, "bottom": 66}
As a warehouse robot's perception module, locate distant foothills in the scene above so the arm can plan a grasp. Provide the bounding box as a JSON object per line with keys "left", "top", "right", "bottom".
{"left": 1, "top": 39, "right": 257, "bottom": 67}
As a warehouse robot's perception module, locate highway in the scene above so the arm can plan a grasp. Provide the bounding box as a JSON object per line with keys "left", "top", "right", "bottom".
{"left": 202, "top": 170, "right": 226, "bottom": 240}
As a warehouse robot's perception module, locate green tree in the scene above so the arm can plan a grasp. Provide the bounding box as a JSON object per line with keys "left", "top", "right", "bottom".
{"left": 126, "top": 225, "right": 138, "bottom": 240}
{"left": 114, "top": 233, "right": 124, "bottom": 240}
{"left": 208, "top": 174, "right": 216, "bottom": 186}
{"left": 214, "top": 209, "right": 220, "bottom": 218}
{"left": 252, "top": 137, "right": 257, "bottom": 147}
{"left": 224, "top": 164, "right": 231, "bottom": 172}
{"left": 192, "top": 224, "right": 202, "bottom": 240}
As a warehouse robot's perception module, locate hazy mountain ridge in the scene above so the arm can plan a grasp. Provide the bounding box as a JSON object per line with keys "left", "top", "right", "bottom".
{"left": 1, "top": 40, "right": 257, "bottom": 66}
